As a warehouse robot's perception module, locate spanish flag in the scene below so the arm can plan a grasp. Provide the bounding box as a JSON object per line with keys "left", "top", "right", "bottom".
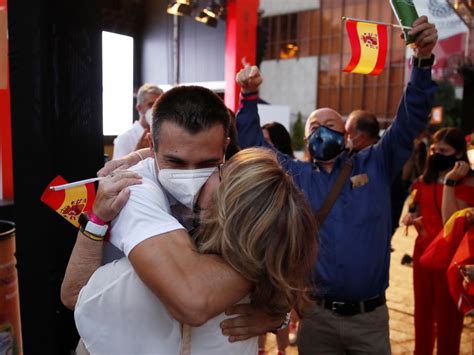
{"left": 420, "top": 208, "right": 473, "bottom": 270}
{"left": 447, "top": 226, "right": 474, "bottom": 314}
{"left": 41, "top": 176, "right": 95, "bottom": 228}
{"left": 343, "top": 20, "right": 388, "bottom": 75}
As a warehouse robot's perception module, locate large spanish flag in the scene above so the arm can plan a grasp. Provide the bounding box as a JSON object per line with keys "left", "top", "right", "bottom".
{"left": 420, "top": 208, "right": 473, "bottom": 270}
{"left": 41, "top": 175, "right": 95, "bottom": 228}
{"left": 343, "top": 20, "right": 388, "bottom": 75}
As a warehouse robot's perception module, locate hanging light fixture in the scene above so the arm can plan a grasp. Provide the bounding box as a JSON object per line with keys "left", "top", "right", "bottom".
{"left": 195, "top": 1, "right": 226, "bottom": 27}
{"left": 167, "top": 0, "right": 194, "bottom": 16}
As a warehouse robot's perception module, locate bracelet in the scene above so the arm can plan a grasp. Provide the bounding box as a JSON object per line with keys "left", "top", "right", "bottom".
{"left": 80, "top": 228, "right": 105, "bottom": 242}
{"left": 89, "top": 210, "right": 107, "bottom": 225}
{"left": 134, "top": 150, "right": 145, "bottom": 161}
{"left": 444, "top": 178, "right": 458, "bottom": 187}
{"left": 271, "top": 312, "right": 291, "bottom": 334}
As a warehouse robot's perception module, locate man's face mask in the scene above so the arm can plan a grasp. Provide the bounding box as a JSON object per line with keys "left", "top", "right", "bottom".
{"left": 145, "top": 109, "right": 153, "bottom": 126}
{"left": 307, "top": 125, "right": 345, "bottom": 162}
{"left": 155, "top": 159, "right": 217, "bottom": 210}
{"left": 346, "top": 133, "right": 362, "bottom": 151}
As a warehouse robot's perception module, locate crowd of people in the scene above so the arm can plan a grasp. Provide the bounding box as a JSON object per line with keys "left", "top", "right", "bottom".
{"left": 57, "top": 16, "right": 474, "bottom": 355}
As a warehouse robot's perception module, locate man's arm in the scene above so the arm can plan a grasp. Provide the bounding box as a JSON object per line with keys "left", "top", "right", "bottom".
{"left": 375, "top": 17, "right": 438, "bottom": 178}
{"left": 128, "top": 231, "right": 251, "bottom": 327}
{"left": 60, "top": 171, "right": 142, "bottom": 309}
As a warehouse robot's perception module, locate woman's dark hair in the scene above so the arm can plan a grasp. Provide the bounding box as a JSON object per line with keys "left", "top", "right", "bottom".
{"left": 421, "top": 127, "right": 468, "bottom": 184}
{"left": 262, "top": 122, "right": 295, "bottom": 158}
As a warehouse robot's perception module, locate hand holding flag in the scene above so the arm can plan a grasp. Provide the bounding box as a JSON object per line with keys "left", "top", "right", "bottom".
{"left": 342, "top": 15, "right": 437, "bottom": 75}
{"left": 41, "top": 176, "right": 96, "bottom": 228}
{"left": 41, "top": 171, "right": 142, "bottom": 228}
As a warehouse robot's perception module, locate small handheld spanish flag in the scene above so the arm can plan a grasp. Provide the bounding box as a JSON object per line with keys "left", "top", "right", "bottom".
{"left": 343, "top": 19, "right": 388, "bottom": 76}
{"left": 41, "top": 176, "right": 95, "bottom": 228}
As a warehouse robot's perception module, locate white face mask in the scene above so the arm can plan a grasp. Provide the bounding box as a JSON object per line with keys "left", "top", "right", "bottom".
{"left": 346, "top": 133, "right": 360, "bottom": 151}
{"left": 467, "top": 147, "right": 474, "bottom": 170}
{"left": 145, "top": 109, "right": 153, "bottom": 126}
{"left": 155, "top": 159, "right": 217, "bottom": 210}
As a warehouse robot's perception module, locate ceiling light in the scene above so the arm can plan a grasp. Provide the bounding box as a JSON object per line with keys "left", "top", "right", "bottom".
{"left": 167, "top": 0, "right": 194, "bottom": 16}
{"left": 195, "top": 1, "right": 226, "bottom": 27}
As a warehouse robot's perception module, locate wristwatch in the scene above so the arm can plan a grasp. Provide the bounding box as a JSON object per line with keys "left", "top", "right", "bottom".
{"left": 412, "top": 54, "right": 435, "bottom": 68}
{"left": 271, "top": 312, "right": 291, "bottom": 334}
{"left": 79, "top": 212, "right": 109, "bottom": 241}
{"left": 443, "top": 178, "right": 458, "bottom": 187}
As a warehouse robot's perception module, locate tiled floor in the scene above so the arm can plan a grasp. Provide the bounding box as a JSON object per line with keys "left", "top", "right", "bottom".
{"left": 264, "top": 224, "right": 474, "bottom": 354}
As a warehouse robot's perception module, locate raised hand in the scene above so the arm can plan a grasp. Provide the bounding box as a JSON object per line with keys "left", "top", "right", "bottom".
{"left": 408, "top": 16, "right": 438, "bottom": 59}
{"left": 236, "top": 61, "right": 263, "bottom": 94}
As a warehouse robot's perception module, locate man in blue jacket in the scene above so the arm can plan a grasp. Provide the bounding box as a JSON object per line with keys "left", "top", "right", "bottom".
{"left": 235, "top": 16, "right": 438, "bottom": 354}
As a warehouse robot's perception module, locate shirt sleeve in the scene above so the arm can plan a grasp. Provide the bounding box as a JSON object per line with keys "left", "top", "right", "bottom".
{"left": 109, "top": 179, "right": 185, "bottom": 256}
{"left": 113, "top": 133, "right": 134, "bottom": 160}
{"left": 372, "top": 67, "right": 437, "bottom": 180}
{"left": 236, "top": 93, "right": 310, "bottom": 183}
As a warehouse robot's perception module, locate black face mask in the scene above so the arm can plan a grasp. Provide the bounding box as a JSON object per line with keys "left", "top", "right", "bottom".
{"left": 429, "top": 153, "right": 457, "bottom": 172}
{"left": 307, "top": 125, "right": 345, "bottom": 162}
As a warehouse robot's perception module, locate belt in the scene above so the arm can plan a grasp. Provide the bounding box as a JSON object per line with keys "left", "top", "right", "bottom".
{"left": 314, "top": 294, "right": 386, "bottom": 316}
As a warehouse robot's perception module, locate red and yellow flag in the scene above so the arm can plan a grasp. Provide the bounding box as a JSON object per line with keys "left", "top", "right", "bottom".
{"left": 447, "top": 226, "right": 474, "bottom": 314}
{"left": 420, "top": 208, "right": 473, "bottom": 270}
{"left": 343, "top": 20, "right": 388, "bottom": 75}
{"left": 41, "top": 176, "right": 95, "bottom": 228}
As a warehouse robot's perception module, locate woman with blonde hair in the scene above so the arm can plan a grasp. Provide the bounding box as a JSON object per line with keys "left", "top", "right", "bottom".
{"left": 74, "top": 147, "right": 317, "bottom": 354}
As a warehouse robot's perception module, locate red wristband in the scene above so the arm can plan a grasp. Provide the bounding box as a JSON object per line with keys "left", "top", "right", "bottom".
{"left": 88, "top": 210, "right": 107, "bottom": 225}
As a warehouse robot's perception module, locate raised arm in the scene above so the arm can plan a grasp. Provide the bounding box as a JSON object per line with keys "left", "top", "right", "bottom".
{"left": 374, "top": 17, "right": 438, "bottom": 178}
{"left": 235, "top": 65, "right": 309, "bottom": 178}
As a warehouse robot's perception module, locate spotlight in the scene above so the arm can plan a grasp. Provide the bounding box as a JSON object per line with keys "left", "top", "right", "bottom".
{"left": 195, "top": 1, "right": 226, "bottom": 27}
{"left": 167, "top": 0, "right": 194, "bottom": 16}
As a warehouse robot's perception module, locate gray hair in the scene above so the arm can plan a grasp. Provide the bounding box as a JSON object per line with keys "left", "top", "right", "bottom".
{"left": 136, "top": 83, "right": 163, "bottom": 105}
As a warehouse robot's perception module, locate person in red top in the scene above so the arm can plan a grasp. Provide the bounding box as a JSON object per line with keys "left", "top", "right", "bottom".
{"left": 403, "top": 127, "right": 474, "bottom": 355}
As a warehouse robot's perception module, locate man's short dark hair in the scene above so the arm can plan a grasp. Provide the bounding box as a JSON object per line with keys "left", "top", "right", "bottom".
{"left": 151, "top": 86, "right": 230, "bottom": 150}
{"left": 350, "top": 110, "right": 380, "bottom": 140}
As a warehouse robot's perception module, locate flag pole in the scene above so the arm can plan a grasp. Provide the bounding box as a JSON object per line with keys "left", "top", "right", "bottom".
{"left": 49, "top": 177, "right": 103, "bottom": 191}
{"left": 342, "top": 16, "right": 413, "bottom": 30}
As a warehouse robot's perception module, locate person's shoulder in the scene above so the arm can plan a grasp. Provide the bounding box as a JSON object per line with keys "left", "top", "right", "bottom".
{"left": 128, "top": 157, "right": 156, "bottom": 179}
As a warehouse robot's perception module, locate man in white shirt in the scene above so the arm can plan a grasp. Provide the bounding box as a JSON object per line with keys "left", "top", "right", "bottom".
{"left": 112, "top": 83, "right": 163, "bottom": 159}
